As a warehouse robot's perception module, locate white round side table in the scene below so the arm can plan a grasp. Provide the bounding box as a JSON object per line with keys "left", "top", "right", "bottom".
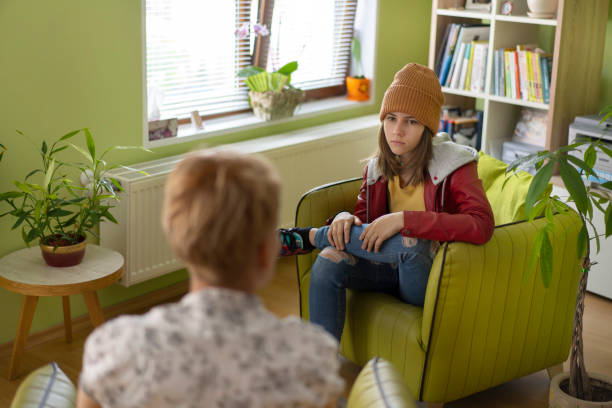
{"left": 0, "top": 244, "right": 124, "bottom": 380}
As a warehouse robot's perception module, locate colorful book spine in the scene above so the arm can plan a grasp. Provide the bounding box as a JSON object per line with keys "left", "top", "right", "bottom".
{"left": 526, "top": 51, "right": 535, "bottom": 101}
{"left": 498, "top": 49, "right": 505, "bottom": 97}
{"left": 504, "top": 49, "right": 512, "bottom": 98}
{"left": 513, "top": 51, "right": 521, "bottom": 99}
{"left": 458, "top": 43, "right": 472, "bottom": 90}
{"left": 534, "top": 52, "right": 543, "bottom": 103}
{"left": 470, "top": 42, "right": 487, "bottom": 93}
{"left": 464, "top": 41, "right": 476, "bottom": 91}
{"left": 541, "top": 56, "right": 551, "bottom": 104}
{"left": 494, "top": 48, "right": 499, "bottom": 96}
{"left": 450, "top": 42, "right": 466, "bottom": 89}
{"left": 517, "top": 48, "right": 529, "bottom": 100}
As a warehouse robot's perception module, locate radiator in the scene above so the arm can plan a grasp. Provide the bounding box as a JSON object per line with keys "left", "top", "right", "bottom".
{"left": 100, "top": 115, "right": 379, "bottom": 286}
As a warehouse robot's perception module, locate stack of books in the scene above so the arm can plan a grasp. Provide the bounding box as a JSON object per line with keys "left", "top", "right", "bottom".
{"left": 438, "top": 106, "right": 484, "bottom": 150}
{"left": 435, "top": 23, "right": 490, "bottom": 93}
{"left": 492, "top": 45, "right": 553, "bottom": 104}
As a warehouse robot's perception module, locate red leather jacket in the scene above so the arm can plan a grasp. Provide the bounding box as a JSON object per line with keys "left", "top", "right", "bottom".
{"left": 353, "top": 158, "right": 494, "bottom": 245}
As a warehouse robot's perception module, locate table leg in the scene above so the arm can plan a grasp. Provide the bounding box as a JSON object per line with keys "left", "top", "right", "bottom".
{"left": 82, "top": 291, "right": 105, "bottom": 328}
{"left": 62, "top": 296, "right": 72, "bottom": 343}
{"left": 8, "top": 295, "right": 38, "bottom": 380}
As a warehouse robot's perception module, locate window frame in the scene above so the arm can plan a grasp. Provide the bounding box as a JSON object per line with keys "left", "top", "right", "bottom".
{"left": 141, "top": 0, "right": 378, "bottom": 148}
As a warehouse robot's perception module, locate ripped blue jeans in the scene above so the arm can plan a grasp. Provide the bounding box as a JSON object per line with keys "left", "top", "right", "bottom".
{"left": 308, "top": 224, "right": 435, "bottom": 342}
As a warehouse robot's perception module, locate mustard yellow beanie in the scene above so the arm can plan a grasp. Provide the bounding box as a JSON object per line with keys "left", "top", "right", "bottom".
{"left": 379, "top": 63, "right": 444, "bottom": 133}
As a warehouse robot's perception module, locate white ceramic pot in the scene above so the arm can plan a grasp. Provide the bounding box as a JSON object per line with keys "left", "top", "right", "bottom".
{"left": 526, "top": 0, "right": 558, "bottom": 18}
{"left": 549, "top": 372, "right": 612, "bottom": 407}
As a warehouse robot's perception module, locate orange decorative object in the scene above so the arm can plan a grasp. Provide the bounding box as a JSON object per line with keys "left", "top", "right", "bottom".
{"left": 346, "top": 76, "right": 371, "bottom": 101}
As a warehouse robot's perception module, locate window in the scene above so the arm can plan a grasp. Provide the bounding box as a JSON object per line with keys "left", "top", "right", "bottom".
{"left": 145, "top": 0, "right": 358, "bottom": 139}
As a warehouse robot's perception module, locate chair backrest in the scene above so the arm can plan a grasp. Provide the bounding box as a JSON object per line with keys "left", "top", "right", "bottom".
{"left": 347, "top": 357, "right": 417, "bottom": 408}
{"left": 477, "top": 152, "right": 552, "bottom": 225}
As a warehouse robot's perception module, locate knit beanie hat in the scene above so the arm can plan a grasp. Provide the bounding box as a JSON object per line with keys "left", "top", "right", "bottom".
{"left": 379, "top": 63, "right": 444, "bottom": 133}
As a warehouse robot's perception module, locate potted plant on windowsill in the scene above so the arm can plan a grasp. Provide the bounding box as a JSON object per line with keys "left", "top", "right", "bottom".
{"left": 238, "top": 61, "right": 305, "bottom": 121}
{"left": 0, "top": 128, "right": 148, "bottom": 267}
{"left": 508, "top": 105, "right": 612, "bottom": 406}
{"left": 346, "top": 35, "right": 371, "bottom": 102}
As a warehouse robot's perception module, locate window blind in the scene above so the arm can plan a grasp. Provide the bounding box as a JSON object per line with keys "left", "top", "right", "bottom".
{"left": 265, "top": 0, "right": 357, "bottom": 91}
{"left": 145, "top": 0, "right": 357, "bottom": 123}
{"left": 146, "top": 0, "right": 252, "bottom": 120}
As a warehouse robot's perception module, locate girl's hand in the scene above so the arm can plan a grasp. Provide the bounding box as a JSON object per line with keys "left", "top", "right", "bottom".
{"left": 359, "top": 212, "right": 404, "bottom": 253}
{"left": 328, "top": 212, "right": 362, "bottom": 250}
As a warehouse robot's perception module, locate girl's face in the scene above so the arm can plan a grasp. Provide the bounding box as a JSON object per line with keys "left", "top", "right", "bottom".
{"left": 383, "top": 112, "right": 425, "bottom": 162}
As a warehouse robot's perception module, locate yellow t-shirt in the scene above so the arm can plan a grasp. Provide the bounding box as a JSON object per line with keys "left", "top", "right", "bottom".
{"left": 388, "top": 176, "right": 425, "bottom": 213}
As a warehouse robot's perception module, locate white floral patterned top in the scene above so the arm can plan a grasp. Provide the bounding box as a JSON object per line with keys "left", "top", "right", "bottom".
{"left": 80, "top": 288, "right": 344, "bottom": 408}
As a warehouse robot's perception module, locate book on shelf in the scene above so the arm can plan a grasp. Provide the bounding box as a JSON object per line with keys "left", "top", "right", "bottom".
{"left": 526, "top": 51, "right": 535, "bottom": 101}
{"left": 434, "top": 24, "right": 453, "bottom": 76}
{"left": 464, "top": 42, "right": 477, "bottom": 91}
{"left": 445, "top": 24, "right": 490, "bottom": 88}
{"left": 470, "top": 41, "right": 488, "bottom": 93}
{"left": 458, "top": 42, "right": 472, "bottom": 90}
{"left": 516, "top": 44, "right": 535, "bottom": 101}
{"left": 541, "top": 55, "right": 552, "bottom": 104}
{"left": 437, "top": 23, "right": 461, "bottom": 85}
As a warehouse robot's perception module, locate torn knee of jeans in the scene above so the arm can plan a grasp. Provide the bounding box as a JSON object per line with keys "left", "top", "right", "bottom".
{"left": 320, "top": 247, "right": 357, "bottom": 265}
{"left": 402, "top": 236, "right": 418, "bottom": 248}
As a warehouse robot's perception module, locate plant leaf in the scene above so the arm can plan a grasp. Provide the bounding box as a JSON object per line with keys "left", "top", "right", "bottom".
{"left": 587, "top": 217, "right": 600, "bottom": 254}
{"left": 68, "top": 142, "right": 93, "bottom": 163}
{"left": 276, "top": 61, "right": 298, "bottom": 82}
{"left": 525, "top": 228, "right": 545, "bottom": 282}
{"left": 60, "top": 129, "right": 81, "bottom": 141}
{"left": 237, "top": 65, "right": 264, "bottom": 78}
{"left": 584, "top": 145, "right": 597, "bottom": 170}
{"left": 43, "top": 158, "right": 55, "bottom": 190}
{"left": 559, "top": 160, "right": 588, "bottom": 214}
{"left": 0, "top": 191, "right": 24, "bottom": 199}
{"left": 566, "top": 154, "right": 596, "bottom": 179}
{"left": 606, "top": 204, "right": 612, "bottom": 237}
{"left": 577, "top": 223, "right": 588, "bottom": 259}
{"left": 539, "top": 230, "right": 553, "bottom": 288}
{"left": 84, "top": 128, "right": 96, "bottom": 161}
{"left": 525, "top": 160, "right": 554, "bottom": 219}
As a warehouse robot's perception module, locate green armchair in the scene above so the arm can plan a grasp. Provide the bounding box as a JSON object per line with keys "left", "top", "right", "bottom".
{"left": 295, "top": 153, "right": 582, "bottom": 407}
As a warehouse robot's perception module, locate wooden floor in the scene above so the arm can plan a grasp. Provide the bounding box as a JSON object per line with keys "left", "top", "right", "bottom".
{"left": 1, "top": 256, "right": 611, "bottom": 407}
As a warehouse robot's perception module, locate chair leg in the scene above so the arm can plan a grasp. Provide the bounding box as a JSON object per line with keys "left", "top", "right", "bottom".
{"left": 546, "top": 363, "right": 564, "bottom": 380}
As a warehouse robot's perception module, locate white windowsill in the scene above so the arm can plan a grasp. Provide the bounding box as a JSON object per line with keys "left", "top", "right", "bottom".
{"left": 144, "top": 96, "right": 375, "bottom": 148}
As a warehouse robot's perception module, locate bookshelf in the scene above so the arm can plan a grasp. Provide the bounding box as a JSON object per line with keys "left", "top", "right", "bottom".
{"left": 428, "top": 0, "right": 609, "bottom": 160}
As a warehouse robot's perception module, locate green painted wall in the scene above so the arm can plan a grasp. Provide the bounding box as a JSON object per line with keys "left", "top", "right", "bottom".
{"left": 0, "top": 0, "right": 430, "bottom": 344}
{"left": 0, "top": 0, "right": 610, "bottom": 345}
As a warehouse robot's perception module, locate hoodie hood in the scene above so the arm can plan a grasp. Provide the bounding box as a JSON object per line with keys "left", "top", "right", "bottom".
{"left": 366, "top": 132, "right": 478, "bottom": 186}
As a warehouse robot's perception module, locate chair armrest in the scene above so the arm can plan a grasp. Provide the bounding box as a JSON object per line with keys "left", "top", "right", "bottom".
{"left": 347, "top": 357, "right": 417, "bottom": 408}
{"left": 418, "top": 212, "right": 582, "bottom": 402}
{"left": 10, "top": 362, "right": 76, "bottom": 408}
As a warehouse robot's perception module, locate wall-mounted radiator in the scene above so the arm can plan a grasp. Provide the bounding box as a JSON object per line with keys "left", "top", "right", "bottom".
{"left": 100, "top": 115, "right": 379, "bottom": 286}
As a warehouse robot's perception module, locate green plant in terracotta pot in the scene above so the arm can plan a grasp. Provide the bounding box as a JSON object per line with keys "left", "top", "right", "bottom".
{"left": 508, "top": 105, "right": 612, "bottom": 406}
{"left": 237, "top": 61, "right": 305, "bottom": 121}
{"left": 0, "top": 128, "right": 148, "bottom": 267}
{"left": 346, "top": 35, "right": 371, "bottom": 102}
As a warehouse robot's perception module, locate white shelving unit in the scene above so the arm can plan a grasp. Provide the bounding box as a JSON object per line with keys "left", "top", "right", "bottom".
{"left": 428, "top": 0, "right": 609, "bottom": 160}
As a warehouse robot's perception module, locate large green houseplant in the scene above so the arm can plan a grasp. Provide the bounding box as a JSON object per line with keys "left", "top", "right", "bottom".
{"left": 237, "top": 61, "right": 304, "bottom": 121}
{"left": 508, "top": 106, "right": 612, "bottom": 405}
{"left": 0, "top": 128, "right": 147, "bottom": 267}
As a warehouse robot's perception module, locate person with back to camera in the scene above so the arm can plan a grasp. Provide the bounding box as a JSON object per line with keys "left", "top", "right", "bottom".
{"left": 77, "top": 151, "right": 344, "bottom": 408}
{"left": 279, "top": 63, "right": 495, "bottom": 342}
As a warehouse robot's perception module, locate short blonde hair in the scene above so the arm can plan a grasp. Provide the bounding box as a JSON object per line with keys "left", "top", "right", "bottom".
{"left": 162, "top": 150, "right": 281, "bottom": 284}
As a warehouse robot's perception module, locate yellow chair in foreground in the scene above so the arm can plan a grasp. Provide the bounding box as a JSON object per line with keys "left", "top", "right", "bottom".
{"left": 295, "top": 153, "right": 582, "bottom": 407}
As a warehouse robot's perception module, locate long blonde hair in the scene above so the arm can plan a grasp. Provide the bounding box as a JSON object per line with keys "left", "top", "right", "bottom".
{"left": 374, "top": 125, "right": 433, "bottom": 186}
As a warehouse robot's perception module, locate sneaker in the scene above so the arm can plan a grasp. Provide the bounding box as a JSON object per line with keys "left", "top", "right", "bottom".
{"left": 279, "top": 227, "right": 314, "bottom": 256}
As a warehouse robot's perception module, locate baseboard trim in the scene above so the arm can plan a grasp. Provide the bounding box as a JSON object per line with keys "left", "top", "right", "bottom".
{"left": 0, "top": 280, "right": 189, "bottom": 357}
